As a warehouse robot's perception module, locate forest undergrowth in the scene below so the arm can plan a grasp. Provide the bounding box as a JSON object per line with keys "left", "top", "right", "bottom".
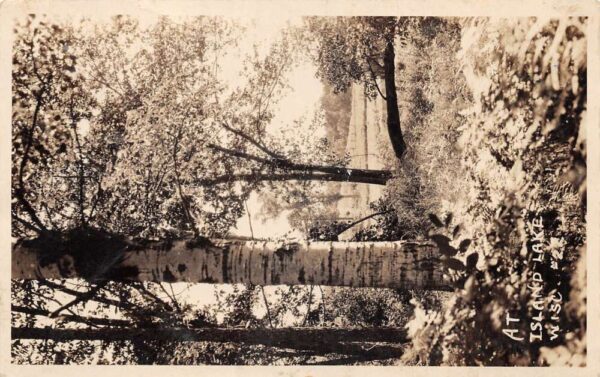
{"left": 385, "top": 17, "right": 587, "bottom": 366}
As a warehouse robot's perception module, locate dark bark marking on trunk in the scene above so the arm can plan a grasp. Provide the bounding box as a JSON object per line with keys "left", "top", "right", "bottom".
{"left": 327, "top": 244, "right": 333, "bottom": 285}
{"left": 162, "top": 267, "right": 176, "bottom": 282}
{"left": 298, "top": 267, "right": 306, "bottom": 284}
{"left": 262, "top": 254, "right": 270, "bottom": 285}
{"left": 201, "top": 263, "right": 209, "bottom": 282}
{"left": 270, "top": 253, "right": 280, "bottom": 285}
{"left": 246, "top": 244, "right": 253, "bottom": 285}
{"left": 274, "top": 243, "right": 299, "bottom": 262}
{"left": 221, "top": 247, "right": 229, "bottom": 283}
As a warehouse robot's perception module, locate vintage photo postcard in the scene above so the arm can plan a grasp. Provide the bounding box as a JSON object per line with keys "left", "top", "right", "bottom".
{"left": 0, "top": 0, "right": 598, "bottom": 372}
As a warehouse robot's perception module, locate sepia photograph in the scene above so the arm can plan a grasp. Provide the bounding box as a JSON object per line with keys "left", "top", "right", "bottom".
{"left": 6, "top": 5, "right": 589, "bottom": 367}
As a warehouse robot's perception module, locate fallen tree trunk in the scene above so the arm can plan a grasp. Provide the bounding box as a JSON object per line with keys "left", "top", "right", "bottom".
{"left": 12, "top": 233, "right": 450, "bottom": 290}
{"left": 12, "top": 326, "right": 406, "bottom": 358}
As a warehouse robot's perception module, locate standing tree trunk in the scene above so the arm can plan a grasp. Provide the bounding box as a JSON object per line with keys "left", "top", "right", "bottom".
{"left": 12, "top": 235, "right": 450, "bottom": 291}
{"left": 383, "top": 39, "right": 406, "bottom": 159}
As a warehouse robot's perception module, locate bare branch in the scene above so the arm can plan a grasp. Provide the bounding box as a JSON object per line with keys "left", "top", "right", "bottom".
{"left": 39, "top": 280, "right": 169, "bottom": 319}
{"left": 245, "top": 200, "right": 255, "bottom": 241}
{"left": 159, "top": 283, "right": 182, "bottom": 313}
{"left": 15, "top": 89, "right": 49, "bottom": 234}
{"left": 49, "top": 282, "right": 107, "bottom": 318}
{"left": 302, "top": 285, "right": 314, "bottom": 326}
{"left": 221, "top": 122, "right": 284, "bottom": 160}
{"left": 260, "top": 286, "right": 274, "bottom": 329}
{"left": 318, "top": 285, "right": 327, "bottom": 324}
{"left": 12, "top": 304, "right": 132, "bottom": 328}
{"left": 365, "top": 57, "right": 387, "bottom": 100}
{"left": 172, "top": 125, "right": 198, "bottom": 236}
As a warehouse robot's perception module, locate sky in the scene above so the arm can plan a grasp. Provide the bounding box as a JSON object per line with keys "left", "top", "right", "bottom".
{"left": 222, "top": 17, "right": 324, "bottom": 239}
{"left": 233, "top": 63, "right": 324, "bottom": 240}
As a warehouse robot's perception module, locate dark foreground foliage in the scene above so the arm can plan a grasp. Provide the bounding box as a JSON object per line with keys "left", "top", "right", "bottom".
{"left": 397, "top": 18, "right": 586, "bottom": 366}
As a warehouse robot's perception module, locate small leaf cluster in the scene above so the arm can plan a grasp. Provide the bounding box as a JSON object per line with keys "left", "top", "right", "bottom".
{"left": 427, "top": 213, "right": 478, "bottom": 280}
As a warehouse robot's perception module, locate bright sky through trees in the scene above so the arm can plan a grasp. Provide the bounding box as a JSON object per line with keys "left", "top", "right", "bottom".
{"left": 228, "top": 17, "right": 324, "bottom": 239}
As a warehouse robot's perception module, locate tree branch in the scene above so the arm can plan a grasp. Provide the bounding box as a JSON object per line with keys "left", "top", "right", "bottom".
{"left": 207, "top": 143, "right": 391, "bottom": 180}
{"left": 39, "top": 280, "right": 169, "bottom": 319}
{"left": 172, "top": 125, "right": 198, "bottom": 236}
{"left": 260, "top": 286, "right": 274, "bottom": 329}
{"left": 196, "top": 170, "right": 391, "bottom": 187}
{"left": 365, "top": 57, "right": 387, "bottom": 100}
{"left": 15, "top": 89, "right": 48, "bottom": 234}
{"left": 69, "top": 96, "right": 88, "bottom": 227}
{"left": 12, "top": 326, "right": 408, "bottom": 357}
{"left": 132, "top": 282, "right": 174, "bottom": 312}
{"left": 335, "top": 210, "right": 394, "bottom": 236}
{"left": 12, "top": 304, "right": 132, "bottom": 327}
{"left": 49, "top": 282, "right": 107, "bottom": 318}
{"left": 160, "top": 283, "right": 182, "bottom": 313}
{"left": 11, "top": 212, "right": 43, "bottom": 234}
{"left": 221, "top": 122, "right": 284, "bottom": 160}
{"left": 302, "top": 285, "right": 314, "bottom": 326}
{"left": 245, "top": 200, "right": 255, "bottom": 241}
{"left": 318, "top": 285, "right": 327, "bottom": 325}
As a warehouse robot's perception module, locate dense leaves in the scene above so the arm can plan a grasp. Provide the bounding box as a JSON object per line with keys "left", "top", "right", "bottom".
{"left": 400, "top": 18, "right": 586, "bottom": 366}
{"left": 11, "top": 15, "right": 586, "bottom": 366}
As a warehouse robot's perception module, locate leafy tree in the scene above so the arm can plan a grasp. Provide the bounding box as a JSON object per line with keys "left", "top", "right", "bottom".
{"left": 12, "top": 15, "right": 96, "bottom": 237}
{"left": 302, "top": 16, "right": 408, "bottom": 158}
{"left": 12, "top": 16, "right": 396, "bottom": 243}
{"left": 9, "top": 15, "right": 478, "bottom": 365}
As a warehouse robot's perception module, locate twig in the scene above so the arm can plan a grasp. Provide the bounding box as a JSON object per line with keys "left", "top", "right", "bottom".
{"left": 365, "top": 56, "right": 388, "bottom": 100}
{"left": 260, "top": 286, "right": 274, "bottom": 328}
{"left": 245, "top": 200, "right": 255, "bottom": 241}
{"left": 12, "top": 305, "right": 132, "bottom": 328}
{"left": 11, "top": 212, "right": 42, "bottom": 234}
{"left": 318, "top": 285, "right": 327, "bottom": 325}
{"left": 133, "top": 283, "right": 173, "bottom": 312}
{"left": 221, "top": 122, "right": 283, "bottom": 160}
{"left": 335, "top": 210, "right": 394, "bottom": 236}
{"left": 302, "top": 285, "right": 314, "bottom": 326}
{"left": 49, "top": 282, "right": 107, "bottom": 318}
{"left": 39, "top": 280, "right": 168, "bottom": 319}
{"left": 160, "top": 283, "right": 182, "bottom": 313}
{"left": 172, "top": 125, "right": 198, "bottom": 237}
{"left": 70, "top": 96, "right": 87, "bottom": 227}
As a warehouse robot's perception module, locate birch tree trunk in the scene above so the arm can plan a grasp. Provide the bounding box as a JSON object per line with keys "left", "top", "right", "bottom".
{"left": 12, "top": 237, "right": 450, "bottom": 290}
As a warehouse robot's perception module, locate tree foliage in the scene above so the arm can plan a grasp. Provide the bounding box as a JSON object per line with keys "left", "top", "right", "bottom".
{"left": 11, "top": 15, "right": 387, "bottom": 241}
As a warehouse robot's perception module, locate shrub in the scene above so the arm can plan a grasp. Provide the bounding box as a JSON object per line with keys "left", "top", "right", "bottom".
{"left": 400, "top": 18, "right": 587, "bottom": 366}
